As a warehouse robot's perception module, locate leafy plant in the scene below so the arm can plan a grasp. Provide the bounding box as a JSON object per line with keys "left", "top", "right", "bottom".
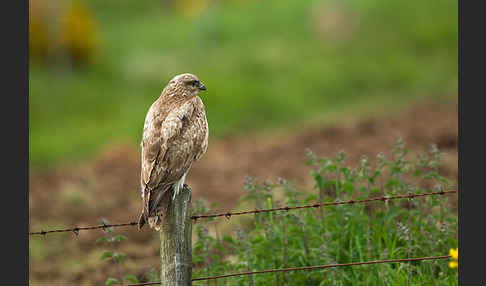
{"left": 97, "top": 218, "right": 139, "bottom": 286}
{"left": 192, "top": 141, "right": 457, "bottom": 285}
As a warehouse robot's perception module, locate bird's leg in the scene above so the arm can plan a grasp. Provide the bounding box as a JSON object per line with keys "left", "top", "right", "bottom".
{"left": 172, "top": 173, "right": 188, "bottom": 200}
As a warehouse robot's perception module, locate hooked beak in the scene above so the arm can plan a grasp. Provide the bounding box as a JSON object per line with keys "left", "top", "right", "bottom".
{"left": 199, "top": 83, "right": 207, "bottom": 91}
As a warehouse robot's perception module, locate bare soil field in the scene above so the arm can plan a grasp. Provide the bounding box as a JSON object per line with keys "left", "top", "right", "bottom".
{"left": 29, "top": 100, "right": 458, "bottom": 285}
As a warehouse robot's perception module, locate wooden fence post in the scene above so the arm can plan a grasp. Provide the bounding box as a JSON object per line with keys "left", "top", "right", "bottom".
{"left": 160, "top": 185, "right": 192, "bottom": 285}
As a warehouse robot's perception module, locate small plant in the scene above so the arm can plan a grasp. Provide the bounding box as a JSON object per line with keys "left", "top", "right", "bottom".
{"left": 97, "top": 218, "right": 139, "bottom": 286}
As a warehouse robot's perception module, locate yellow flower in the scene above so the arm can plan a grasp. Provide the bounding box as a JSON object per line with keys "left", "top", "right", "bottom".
{"left": 59, "top": 0, "right": 99, "bottom": 64}
{"left": 449, "top": 248, "right": 458, "bottom": 269}
{"left": 449, "top": 248, "right": 458, "bottom": 260}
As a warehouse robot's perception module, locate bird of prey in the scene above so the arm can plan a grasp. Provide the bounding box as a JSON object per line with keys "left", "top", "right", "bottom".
{"left": 137, "top": 73, "right": 208, "bottom": 230}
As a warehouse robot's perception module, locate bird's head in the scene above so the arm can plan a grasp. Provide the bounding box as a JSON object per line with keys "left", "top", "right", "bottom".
{"left": 168, "top": 73, "right": 207, "bottom": 97}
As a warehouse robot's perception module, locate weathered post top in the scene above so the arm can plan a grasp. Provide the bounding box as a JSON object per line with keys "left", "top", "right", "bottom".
{"left": 159, "top": 185, "right": 192, "bottom": 286}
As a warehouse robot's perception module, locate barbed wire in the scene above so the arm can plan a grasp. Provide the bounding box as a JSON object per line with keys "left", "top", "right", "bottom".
{"left": 125, "top": 255, "right": 451, "bottom": 285}
{"left": 191, "top": 190, "right": 456, "bottom": 221}
{"left": 29, "top": 190, "right": 456, "bottom": 236}
{"left": 29, "top": 222, "right": 137, "bottom": 236}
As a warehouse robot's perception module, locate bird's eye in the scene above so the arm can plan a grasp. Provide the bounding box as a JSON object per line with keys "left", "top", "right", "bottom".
{"left": 191, "top": 80, "right": 199, "bottom": 87}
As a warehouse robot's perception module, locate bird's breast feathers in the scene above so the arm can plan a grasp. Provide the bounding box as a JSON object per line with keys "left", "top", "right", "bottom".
{"left": 140, "top": 96, "right": 208, "bottom": 190}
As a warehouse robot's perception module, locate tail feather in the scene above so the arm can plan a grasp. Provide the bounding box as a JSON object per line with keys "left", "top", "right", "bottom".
{"left": 138, "top": 184, "right": 173, "bottom": 231}
{"left": 149, "top": 184, "right": 172, "bottom": 215}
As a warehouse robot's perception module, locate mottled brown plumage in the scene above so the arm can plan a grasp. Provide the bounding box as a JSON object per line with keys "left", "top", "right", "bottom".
{"left": 138, "top": 73, "right": 208, "bottom": 230}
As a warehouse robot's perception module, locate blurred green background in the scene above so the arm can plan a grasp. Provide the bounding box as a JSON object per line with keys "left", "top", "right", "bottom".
{"left": 29, "top": 0, "right": 457, "bottom": 167}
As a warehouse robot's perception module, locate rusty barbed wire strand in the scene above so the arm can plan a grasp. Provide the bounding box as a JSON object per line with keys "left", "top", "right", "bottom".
{"left": 29, "top": 222, "right": 137, "bottom": 236}
{"left": 191, "top": 190, "right": 456, "bottom": 220}
{"left": 125, "top": 255, "right": 451, "bottom": 285}
{"left": 29, "top": 190, "right": 456, "bottom": 236}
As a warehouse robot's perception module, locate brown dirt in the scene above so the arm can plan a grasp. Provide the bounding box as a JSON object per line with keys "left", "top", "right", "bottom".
{"left": 29, "top": 100, "right": 458, "bottom": 285}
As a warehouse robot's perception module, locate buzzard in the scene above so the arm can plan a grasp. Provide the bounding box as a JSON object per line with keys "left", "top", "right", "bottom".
{"left": 138, "top": 73, "right": 208, "bottom": 230}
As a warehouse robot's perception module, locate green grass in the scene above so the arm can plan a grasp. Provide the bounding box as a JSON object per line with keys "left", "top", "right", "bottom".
{"left": 29, "top": 0, "right": 457, "bottom": 166}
